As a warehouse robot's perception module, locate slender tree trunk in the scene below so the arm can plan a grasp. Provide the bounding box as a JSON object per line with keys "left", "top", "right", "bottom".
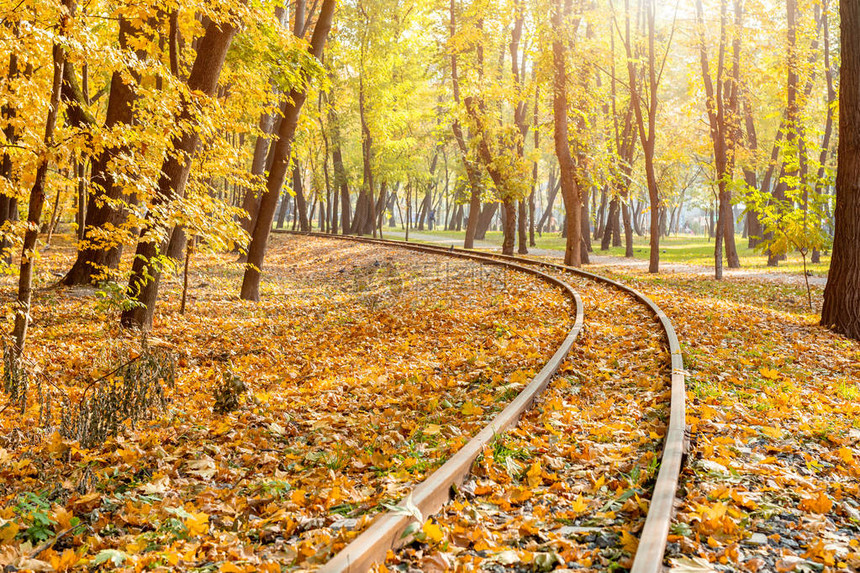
{"left": 537, "top": 170, "right": 559, "bottom": 233}
{"left": 293, "top": 160, "right": 309, "bottom": 231}
{"left": 0, "top": 47, "right": 23, "bottom": 265}
{"left": 238, "top": 111, "right": 277, "bottom": 241}
{"left": 625, "top": 0, "right": 661, "bottom": 273}
{"left": 552, "top": 0, "right": 581, "bottom": 267}
{"left": 240, "top": 0, "right": 334, "bottom": 301}
{"left": 13, "top": 4, "right": 69, "bottom": 354}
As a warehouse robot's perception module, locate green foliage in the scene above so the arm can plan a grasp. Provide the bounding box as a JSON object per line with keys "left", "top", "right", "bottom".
{"left": 95, "top": 281, "right": 144, "bottom": 315}
{"left": 13, "top": 492, "right": 56, "bottom": 544}
{"left": 741, "top": 175, "right": 831, "bottom": 261}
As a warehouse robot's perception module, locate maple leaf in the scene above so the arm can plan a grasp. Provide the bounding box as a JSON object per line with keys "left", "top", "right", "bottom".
{"left": 569, "top": 494, "right": 588, "bottom": 513}
{"left": 509, "top": 486, "right": 533, "bottom": 504}
{"left": 184, "top": 511, "right": 210, "bottom": 536}
{"left": 51, "top": 506, "right": 77, "bottom": 530}
{"left": 49, "top": 548, "right": 80, "bottom": 572}
{"left": 461, "top": 401, "right": 482, "bottom": 416}
{"left": 759, "top": 367, "right": 781, "bottom": 380}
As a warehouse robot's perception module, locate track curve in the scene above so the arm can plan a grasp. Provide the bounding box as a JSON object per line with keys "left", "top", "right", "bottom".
{"left": 277, "top": 232, "right": 684, "bottom": 573}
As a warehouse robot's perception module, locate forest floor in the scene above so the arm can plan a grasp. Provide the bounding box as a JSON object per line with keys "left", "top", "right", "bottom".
{"left": 600, "top": 268, "right": 860, "bottom": 572}
{"left": 0, "top": 233, "right": 857, "bottom": 573}
{"left": 0, "top": 234, "right": 573, "bottom": 571}
{"left": 370, "top": 239, "right": 860, "bottom": 572}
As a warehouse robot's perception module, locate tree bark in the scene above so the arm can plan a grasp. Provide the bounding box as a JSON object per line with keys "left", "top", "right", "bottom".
{"left": 552, "top": 0, "right": 581, "bottom": 267}
{"left": 13, "top": 2, "right": 70, "bottom": 354}
{"left": 821, "top": 0, "right": 860, "bottom": 340}
{"left": 240, "top": 0, "right": 335, "bottom": 301}
{"left": 121, "top": 18, "right": 238, "bottom": 329}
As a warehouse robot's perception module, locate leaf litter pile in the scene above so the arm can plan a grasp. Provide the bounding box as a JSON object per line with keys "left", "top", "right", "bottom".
{"left": 0, "top": 235, "right": 574, "bottom": 572}
{"left": 593, "top": 269, "right": 860, "bottom": 573}
{"left": 385, "top": 270, "right": 671, "bottom": 572}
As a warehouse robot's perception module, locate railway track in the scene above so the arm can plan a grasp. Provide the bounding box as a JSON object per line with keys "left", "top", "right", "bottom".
{"left": 277, "top": 231, "right": 685, "bottom": 573}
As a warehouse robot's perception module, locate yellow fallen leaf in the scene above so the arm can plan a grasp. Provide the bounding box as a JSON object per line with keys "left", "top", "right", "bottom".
{"left": 49, "top": 548, "right": 79, "bottom": 571}
{"left": 424, "top": 424, "right": 442, "bottom": 435}
{"left": 759, "top": 367, "right": 780, "bottom": 380}
{"left": 510, "top": 486, "right": 533, "bottom": 503}
{"left": 422, "top": 519, "right": 444, "bottom": 544}
{"left": 52, "top": 506, "right": 75, "bottom": 530}
{"left": 570, "top": 494, "right": 587, "bottom": 513}
{"left": 184, "top": 511, "right": 209, "bottom": 536}
{"left": 219, "top": 563, "right": 243, "bottom": 573}
{"left": 0, "top": 521, "right": 19, "bottom": 543}
{"left": 621, "top": 530, "right": 639, "bottom": 554}
{"left": 526, "top": 462, "right": 542, "bottom": 488}
{"left": 461, "top": 401, "right": 482, "bottom": 416}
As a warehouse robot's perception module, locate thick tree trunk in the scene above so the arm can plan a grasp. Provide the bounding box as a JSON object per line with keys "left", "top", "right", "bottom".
{"left": 62, "top": 17, "right": 142, "bottom": 285}
{"left": 601, "top": 198, "right": 618, "bottom": 250}
{"left": 475, "top": 202, "right": 498, "bottom": 240}
{"left": 517, "top": 199, "right": 528, "bottom": 254}
{"left": 502, "top": 199, "right": 516, "bottom": 255}
{"left": 622, "top": 201, "right": 634, "bottom": 257}
{"left": 122, "top": 19, "right": 238, "bottom": 328}
{"left": 240, "top": 0, "right": 334, "bottom": 301}
{"left": 821, "top": 0, "right": 860, "bottom": 340}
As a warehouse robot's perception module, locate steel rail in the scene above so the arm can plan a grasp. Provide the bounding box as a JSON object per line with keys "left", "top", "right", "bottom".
{"left": 277, "top": 231, "right": 582, "bottom": 572}
{"left": 373, "top": 240, "right": 686, "bottom": 573}
{"left": 276, "top": 231, "right": 684, "bottom": 573}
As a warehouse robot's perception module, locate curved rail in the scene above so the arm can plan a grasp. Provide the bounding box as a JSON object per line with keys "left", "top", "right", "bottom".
{"left": 276, "top": 231, "right": 684, "bottom": 573}
{"left": 380, "top": 241, "right": 686, "bottom": 573}
{"left": 281, "top": 231, "right": 584, "bottom": 572}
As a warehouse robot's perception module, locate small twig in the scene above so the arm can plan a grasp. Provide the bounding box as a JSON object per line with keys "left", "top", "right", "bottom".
{"left": 28, "top": 524, "right": 85, "bottom": 559}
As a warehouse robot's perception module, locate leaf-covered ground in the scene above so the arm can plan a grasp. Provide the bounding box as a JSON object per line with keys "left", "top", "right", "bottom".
{"left": 0, "top": 235, "right": 574, "bottom": 572}
{"left": 590, "top": 267, "right": 860, "bottom": 573}
{"left": 384, "top": 270, "right": 671, "bottom": 572}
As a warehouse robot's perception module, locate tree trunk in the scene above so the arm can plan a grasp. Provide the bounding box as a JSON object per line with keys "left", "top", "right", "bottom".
{"left": 502, "top": 199, "right": 516, "bottom": 255}
{"left": 122, "top": 19, "right": 238, "bottom": 329}
{"left": 0, "top": 47, "right": 23, "bottom": 265}
{"left": 622, "top": 201, "right": 634, "bottom": 257}
{"left": 13, "top": 5, "right": 69, "bottom": 354}
{"left": 238, "top": 111, "right": 277, "bottom": 241}
{"left": 293, "top": 160, "right": 309, "bottom": 231}
{"left": 240, "top": 0, "right": 334, "bottom": 301}
{"left": 821, "top": 0, "right": 860, "bottom": 340}
{"left": 62, "top": 17, "right": 143, "bottom": 285}
{"left": 517, "top": 199, "right": 528, "bottom": 254}
{"left": 537, "top": 170, "right": 559, "bottom": 233}
{"left": 552, "top": 0, "right": 581, "bottom": 267}
{"left": 601, "top": 198, "right": 618, "bottom": 250}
